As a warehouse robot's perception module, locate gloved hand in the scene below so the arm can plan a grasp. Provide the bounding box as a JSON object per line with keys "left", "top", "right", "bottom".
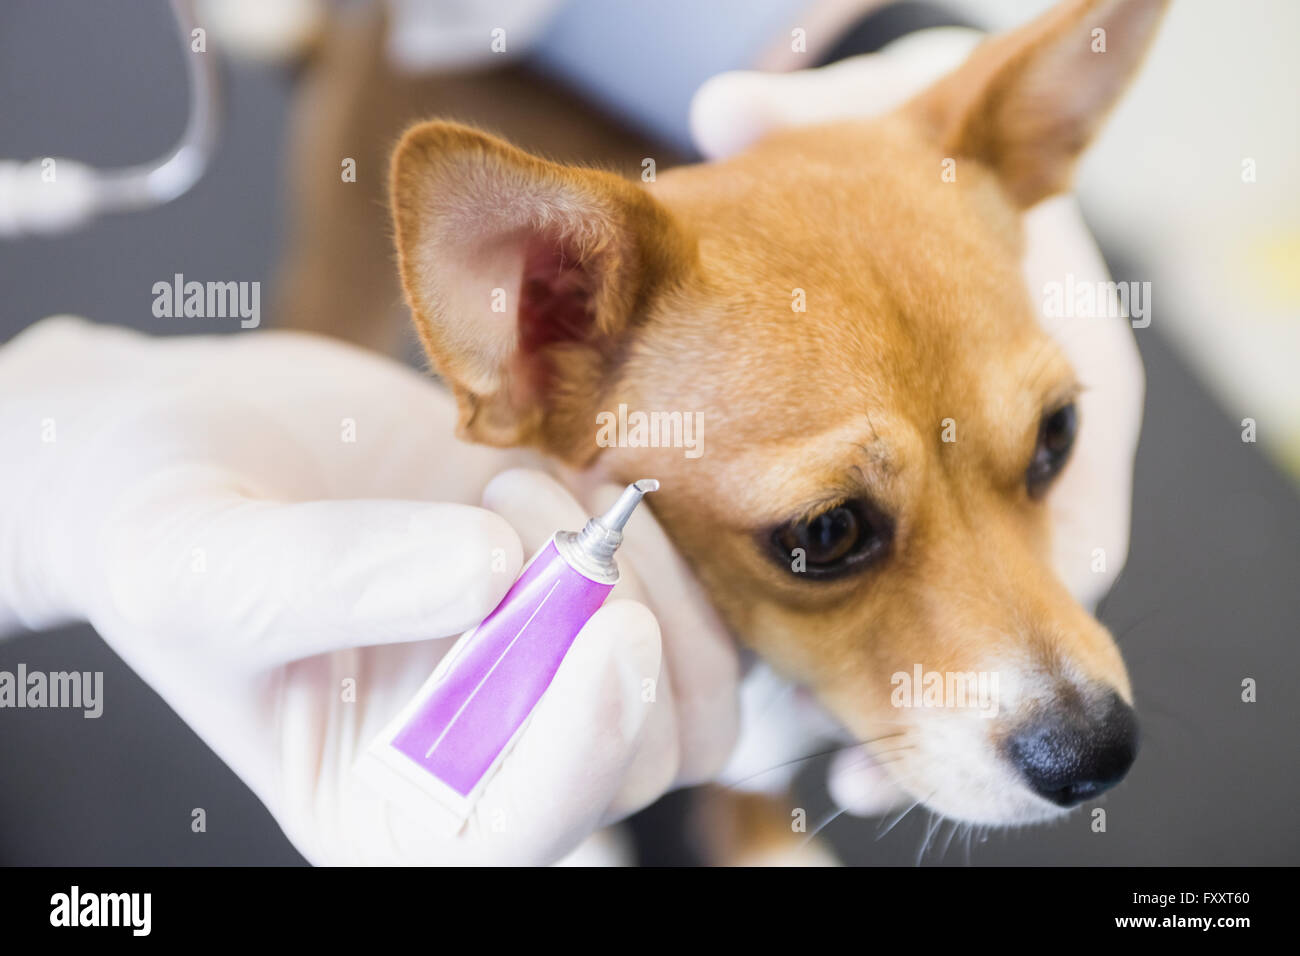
{"left": 689, "top": 28, "right": 1145, "bottom": 818}
{"left": 0, "top": 316, "right": 739, "bottom": 864}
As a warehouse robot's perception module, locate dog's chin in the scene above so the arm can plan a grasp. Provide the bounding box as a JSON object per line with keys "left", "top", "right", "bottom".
{"left": 881, "top": 753, "right": 1075, "bottom": 828}
{"left": 923, "top": 788, "right": 1073, "bottom": 828}
{"left": 830, "top": 737, "right": 1072, "bottom": 827}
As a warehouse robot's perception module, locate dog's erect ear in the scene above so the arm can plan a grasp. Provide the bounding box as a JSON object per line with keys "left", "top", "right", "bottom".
{"left": 908, "top": 0, "right": 1167, "bottom": 207}
{"left": 391, "top": 121, "right": 693, "bottom": 454}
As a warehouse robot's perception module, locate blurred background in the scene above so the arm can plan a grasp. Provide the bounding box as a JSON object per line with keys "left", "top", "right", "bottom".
{"left": 0, "top": 0, "right": 1296, "bottom": 865}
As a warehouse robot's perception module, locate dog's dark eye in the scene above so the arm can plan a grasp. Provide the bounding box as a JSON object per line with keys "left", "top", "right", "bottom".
{"left": 770, "top": 500, "right": 892, "bottom": 580}
{"left": 1027, "top": 402, "right": 1078, "bottom": 497}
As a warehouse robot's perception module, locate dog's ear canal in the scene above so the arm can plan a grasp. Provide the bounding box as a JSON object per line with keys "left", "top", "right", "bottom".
{"left": 908, "top": 0, "right": 1168, "bottom": 208}
{"left": 390, "top": 121, "right": 692, "bottom": 455}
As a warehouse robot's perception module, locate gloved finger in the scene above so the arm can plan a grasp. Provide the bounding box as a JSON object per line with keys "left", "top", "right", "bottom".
{"left": 481, "top": 468, "right": 683, "bottom": 813}
{"left": 480, "top": 467, "right": 589, "bottom": 556}
{"left": 584, "top": 540, "right": 682, "bottom": 820}
{"left": 98, "top": 465, "right": 524, "bottom": 664}
{"left": 689, "top": 28, "right": 983, "bottom": 160}
{"left": 587, "top": 481, "right": 741, "bottom": 785}
{"left": 455, "top": 599, "right": 663, "bottom": 865}
{"left": 1021, "top": 196, "right": 1144, "bottom": 609}
{"left": 827, "top": 745, "right": 909, "bottom": 818}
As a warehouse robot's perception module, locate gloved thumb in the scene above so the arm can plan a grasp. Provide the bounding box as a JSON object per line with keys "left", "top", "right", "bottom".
{"left": 93, "top": 467, "right": 524, "bottom": 664}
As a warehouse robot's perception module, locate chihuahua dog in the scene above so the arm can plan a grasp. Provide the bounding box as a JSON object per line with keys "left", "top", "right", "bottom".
{"left": 385, "top": 0, "right": 1166, "bottom": 856}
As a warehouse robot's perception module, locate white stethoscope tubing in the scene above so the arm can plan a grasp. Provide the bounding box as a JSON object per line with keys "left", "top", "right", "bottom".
{"left": 0, "top": 0, "right": 220, "bottom": 237}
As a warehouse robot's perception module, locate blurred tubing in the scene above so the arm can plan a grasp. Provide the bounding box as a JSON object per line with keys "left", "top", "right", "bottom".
{"left": 0, "top": 0, "right": 220, "bottom": 238}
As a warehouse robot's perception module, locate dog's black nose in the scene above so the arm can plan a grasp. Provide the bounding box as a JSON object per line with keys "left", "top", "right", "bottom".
{"left": 1005, "top": 692, "right": 1138, "bottom": 807}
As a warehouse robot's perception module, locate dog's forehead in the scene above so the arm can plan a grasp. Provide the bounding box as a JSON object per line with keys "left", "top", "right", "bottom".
{"left": 655, "top": 130, "right": 1033, "bottom": 340}
{"left": 638, "top": 192, "right": 1040, "bottom": 430}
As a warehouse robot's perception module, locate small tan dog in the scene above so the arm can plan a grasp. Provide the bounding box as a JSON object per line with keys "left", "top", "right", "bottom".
{"left": 387, "top": 0, "right": 1166, "bottom": 850}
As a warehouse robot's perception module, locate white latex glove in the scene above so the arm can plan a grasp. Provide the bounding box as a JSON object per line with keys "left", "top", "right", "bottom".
{"left": 691, "top": 29, "right": 1145, "bottom": 818}
{"left": 0, "top": 316, "right": 738, "bottom": 865}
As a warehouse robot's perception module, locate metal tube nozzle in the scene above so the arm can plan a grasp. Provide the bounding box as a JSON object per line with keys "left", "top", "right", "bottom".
{"left": 572, "top": 479, "right": 659, "bottom": 568}
{"left": 597, "top": 478, "right": 660, "bottom": 533}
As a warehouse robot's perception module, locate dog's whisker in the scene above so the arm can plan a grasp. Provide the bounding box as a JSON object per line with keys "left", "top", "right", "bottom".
{"left": 876, "top": 788, "right": 936, "bottom": 840}
{"left": 916, "top": 809, "right": 944, "bottom": 866}
{"left": 1129, "top": 691, "right": 1202, "bottom": 738}
{"left": 860, "top": 751, "right": 913, "bottom": 770}
{"left": 859, "top": 743, "right": 917, "bottom": 763}
{"left": 747, "top": 678, "right": 800, "bottom": 727}
{"left": 718, "top": 732, "right": 911, "bottom": 792}
{"left": 801, "top": 806, "right": 848, "bottom": 848}
{"left": 1107, "top": 603, "right": 1169, "bottom": 646}
{"left": 937, "top": 817, "right": 961, "bottom": 863}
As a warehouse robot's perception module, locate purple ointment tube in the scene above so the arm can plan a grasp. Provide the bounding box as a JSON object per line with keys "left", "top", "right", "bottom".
{"left": 359, "top": 479, "right": 658, "bottom": 828}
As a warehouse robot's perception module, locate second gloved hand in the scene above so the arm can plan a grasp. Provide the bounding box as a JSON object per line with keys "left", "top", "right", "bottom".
{"left": 0, "top": 317, "right": 739, "bottom": 864}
